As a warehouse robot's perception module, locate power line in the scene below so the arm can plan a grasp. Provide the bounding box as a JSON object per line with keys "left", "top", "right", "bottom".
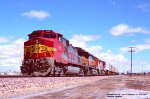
{"left": 128, "top": 46, "right": 135, "bottom": 77}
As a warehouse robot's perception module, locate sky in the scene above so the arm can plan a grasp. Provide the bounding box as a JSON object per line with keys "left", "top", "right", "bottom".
{"left": 0, "top": 0, "right": 150, "bottom": 73}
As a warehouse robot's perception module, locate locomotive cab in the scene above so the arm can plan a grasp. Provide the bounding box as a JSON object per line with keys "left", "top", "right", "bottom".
{"left": 24, "top": 30, "right": 58, "bottom": 58}
{"left": 21, "top": 30, "right": 63, "bottom": 76}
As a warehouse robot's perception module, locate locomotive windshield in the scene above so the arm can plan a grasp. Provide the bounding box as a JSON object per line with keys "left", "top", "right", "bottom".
{"left": 29, "top": 31, "right": 40, "bottom": 39}
{"left": 42, "top": 33, "right": 56, "bottom": 38}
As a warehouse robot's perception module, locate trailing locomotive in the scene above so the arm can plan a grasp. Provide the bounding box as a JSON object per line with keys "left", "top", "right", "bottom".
{"left": 20, "top": 30, "right": 118, "bottom": 76}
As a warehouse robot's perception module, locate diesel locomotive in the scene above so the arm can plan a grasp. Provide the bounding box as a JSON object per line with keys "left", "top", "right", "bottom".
{"left": 20, "top": 30, "right": 118, "bottom": 76}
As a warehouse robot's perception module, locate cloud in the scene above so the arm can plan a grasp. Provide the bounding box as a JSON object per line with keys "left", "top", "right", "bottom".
{"left": 86, "top": 46, "right": 102, "bottom": 57}
{"left": 120, "top": 47, "right": 132, "bottom": 53}
{"left": 99, "top": 50, "right": 127, "bottom": 63}
{"left": 100, "top": 50, "right": 128, "bottom": 63}
{"left": 120, "top": 44, "right": 150, "bottom": 53}
{"left": 21, "top": 10, "right": 49, "bottom": 20}
{"left": 71, "top": 34, "right": 100, "bottom": 42}
{"left": 0, "top": 36, "right": 10, "bottom": 43}
{"left": 69, "top": 39, "right": 87, "bottom": 48}
{"left": 69, "top": 34, "right": 100, "bottom": 49}
{"left": 99, "top": 50, "right": 129, "bottom": 72}
{"left": 137, "top": 3, "right": 150, "bottom": 12}
{"left": 0, "top": 38, "right": 25, "bottom": 71}
{"left": 135, "top": 44, "right": 150, "bottom": 52}
{"left": 110, "top": 23, "right": 150, "bottom": 36}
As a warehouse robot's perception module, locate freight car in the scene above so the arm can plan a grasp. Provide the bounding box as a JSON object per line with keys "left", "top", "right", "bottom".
{"left": 20, "top": 30, "right": 117, "bottom": 76}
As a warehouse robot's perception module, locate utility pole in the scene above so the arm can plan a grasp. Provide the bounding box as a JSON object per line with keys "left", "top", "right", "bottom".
{"left": 128, "top": 47, "right": 135, "bottom": 77}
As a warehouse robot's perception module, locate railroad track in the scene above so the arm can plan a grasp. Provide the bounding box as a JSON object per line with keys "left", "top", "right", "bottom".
{"left": 0, "top": 75, "right": 64, "bottom": 78}
{"left": 0, "top": 74, "right": 68, "bottom": 78}
{"left": 0, "top": 75, "right": 33, "bottom": 78}
{"left": 0, "top": 75, "right": 108, "bottom": 78}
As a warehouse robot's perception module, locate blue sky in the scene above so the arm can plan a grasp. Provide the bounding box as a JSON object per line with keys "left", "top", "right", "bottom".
{"left": 0, "top": 0, "right": 150, "bottom": 73}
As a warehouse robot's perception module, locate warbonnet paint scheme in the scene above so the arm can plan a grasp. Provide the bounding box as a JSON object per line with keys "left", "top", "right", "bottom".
{"left": 20, "top": 30, "right": 118, "bottom": 76}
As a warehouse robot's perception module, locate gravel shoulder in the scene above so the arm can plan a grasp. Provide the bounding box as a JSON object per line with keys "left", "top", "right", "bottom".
{"left": 26, "top": 75, "right": 126, "bottom": 99}
{"left": 0, "top": 76, "right": 108, "bottom": 99}
{"left": 108, "top": 75, "right": 150, "bottom": 99}
{"left": 26, "top": 75, "right": 150, "bottom": 99}
{"left": 1, "top": 75, "right": 150, "bottom": 99}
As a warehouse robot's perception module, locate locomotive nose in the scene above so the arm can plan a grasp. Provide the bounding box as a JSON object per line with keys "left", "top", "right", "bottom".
{"left": 24, "top": 39, "right": 55, "bottom": 58}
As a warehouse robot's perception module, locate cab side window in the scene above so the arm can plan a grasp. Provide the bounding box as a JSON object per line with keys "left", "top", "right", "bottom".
{"left": 62, "top": 38, "right": 67, "bottom": 47}
{"left": 59, "top": 37, "right": 62, "bottom": 42}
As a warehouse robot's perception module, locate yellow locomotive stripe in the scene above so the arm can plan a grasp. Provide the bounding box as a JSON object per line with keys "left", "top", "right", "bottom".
{"left": 24, "top": 44, "right": 56, "bottom": 56}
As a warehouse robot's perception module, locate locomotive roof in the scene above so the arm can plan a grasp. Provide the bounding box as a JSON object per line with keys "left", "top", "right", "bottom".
{"left": 28, "top": 30, "right": 62, "bottom": 36}
{"left": 75, "top": 47, "right": 101, "bottom": 59}
{"left": 75, "top": 47, "right": 87, "bottom": 52}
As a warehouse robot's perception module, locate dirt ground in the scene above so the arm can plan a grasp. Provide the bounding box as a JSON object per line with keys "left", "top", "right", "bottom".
{"left": 125, "top": 75, "right": 150, "bottom": 91}
{"left": 0, "top": 76, "right": 104, "bottom": 98}
{"left": 22, "top": 75, "right": 150, "bottom": 99}
{"left": 23, "top": 75, "right": 124, "bottom": 99}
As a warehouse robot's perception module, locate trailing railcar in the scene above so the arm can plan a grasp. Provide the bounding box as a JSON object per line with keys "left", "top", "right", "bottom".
{"left": 20, "top": 30, "right": 118, "bottom": 76}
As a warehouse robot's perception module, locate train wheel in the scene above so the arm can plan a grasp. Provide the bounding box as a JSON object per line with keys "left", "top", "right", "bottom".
{"left": 90, "top": 70, "right": 93, "bottom": 76}
{"left": 79, "top": 68, "right": 84, "bottom": 76}
{"left": 83, "top": 66, "right": 88, "bottom": 76}
{"left": 97, "top": 69, "right": 100, "bottom": 76}
{"left": 51, "top": 66, "right": 55, "bottom": 77}
{"left": 58, "top": 71, "right": 61, "bottom": 77}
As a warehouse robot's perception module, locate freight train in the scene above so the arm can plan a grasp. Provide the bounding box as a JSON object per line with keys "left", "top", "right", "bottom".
{"left": 20, "top": 30, "right": 118, "bottom": 76}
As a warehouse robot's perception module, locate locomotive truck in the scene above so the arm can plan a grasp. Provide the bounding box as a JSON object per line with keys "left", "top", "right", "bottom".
{"left": 20, "top": 30, "right": 117, "bottom": 76}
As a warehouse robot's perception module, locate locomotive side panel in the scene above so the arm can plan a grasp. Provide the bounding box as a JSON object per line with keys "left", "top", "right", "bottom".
{"left": 67, "top": 45, "right": 79, "bottom": 65}
{"left": 54, "top": 36, "right": 68, "bottom": 64}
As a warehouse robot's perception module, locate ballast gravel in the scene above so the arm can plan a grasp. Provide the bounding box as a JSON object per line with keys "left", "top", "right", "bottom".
{"left": 0, "top": 76, "right": 107, "bottom": 98}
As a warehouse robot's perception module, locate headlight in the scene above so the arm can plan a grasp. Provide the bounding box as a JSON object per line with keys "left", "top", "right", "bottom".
{"left": 36, "top": 39, "right": 38, "bottom": 44}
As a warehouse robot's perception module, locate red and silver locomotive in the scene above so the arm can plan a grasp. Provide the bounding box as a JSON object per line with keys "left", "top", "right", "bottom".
{"left": 20, "top": 30, "right": 117, "bottom": 76}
